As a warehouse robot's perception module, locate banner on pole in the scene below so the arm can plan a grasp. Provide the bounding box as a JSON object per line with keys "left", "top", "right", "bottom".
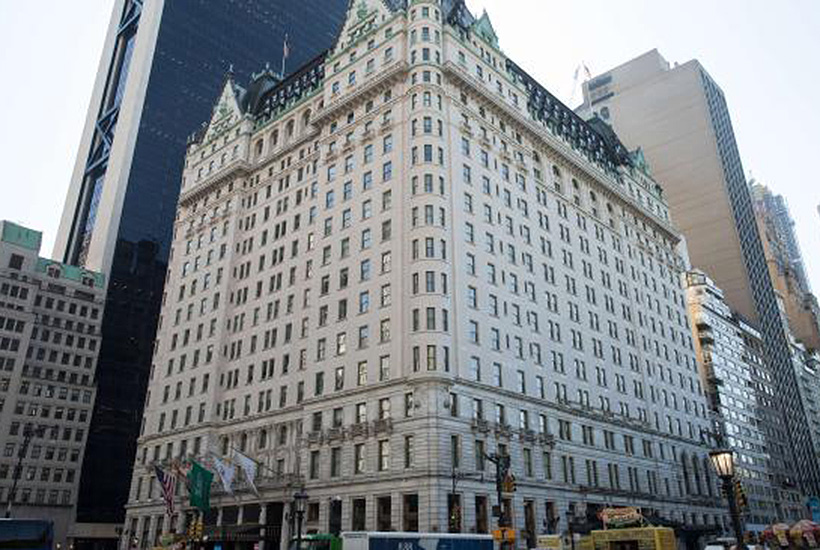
{"left": 187, "top": 460, "right": 214, "bottom": 513}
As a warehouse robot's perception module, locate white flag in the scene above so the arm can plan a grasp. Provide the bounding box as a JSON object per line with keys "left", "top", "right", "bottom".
{"left": 212, "top": 455, "right": 236, "bottom": 494}
{"left": 233, "top": 450, "right": 260, "bottom": 497}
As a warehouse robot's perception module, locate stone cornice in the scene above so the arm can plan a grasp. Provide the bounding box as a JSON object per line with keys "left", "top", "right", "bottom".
{"left": 454, "top": 376, "right": 712, "bottom": 451}
{"left": 313, "top": 60, "right": 409, "bottom": 128}
{"left": 178, "top": 160, "right": 252, "bottom": 207}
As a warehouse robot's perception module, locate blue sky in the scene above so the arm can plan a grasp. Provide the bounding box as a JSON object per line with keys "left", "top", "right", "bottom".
{"left": 0, "top": 0, "right": 818, "bottom": 292}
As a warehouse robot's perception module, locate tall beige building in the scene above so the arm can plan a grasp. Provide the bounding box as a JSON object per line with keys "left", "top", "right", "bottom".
{"left": 579, "top": 49, "right": 820, "bottom": 495}
{"left": 0, "top": 221, "right": 105, "bottom": 547}
{"left": 123, "top": 4, "right": 724, "bottom": 549}
{"left": 750, "top": 181, "right": 820, "bottom": 351}
{"left": 578, "top": 50, "right": 756, "bottom": 323}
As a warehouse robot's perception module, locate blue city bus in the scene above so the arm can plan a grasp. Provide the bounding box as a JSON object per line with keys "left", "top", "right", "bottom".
{"left": 0, "top": 519, "right": 54, "bottom": 550}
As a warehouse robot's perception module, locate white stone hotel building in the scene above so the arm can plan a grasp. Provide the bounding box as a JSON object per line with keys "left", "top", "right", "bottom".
{"left": 124, "top": 1, "right": 727, "bottom": 547}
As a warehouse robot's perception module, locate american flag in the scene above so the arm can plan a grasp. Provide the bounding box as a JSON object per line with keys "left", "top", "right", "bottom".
{"left": 154, "top": 465, "right": 177, "bottom": 515}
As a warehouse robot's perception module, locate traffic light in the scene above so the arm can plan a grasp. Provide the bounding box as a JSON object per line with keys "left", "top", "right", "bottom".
{"left": 195, "top": 519, "right": 203, "bottom": 540}
{"left": 734, "top": 479, "right": 748, "bottom": 510}
{"left": 450, "top": 503, "right": 462, "bottom": 531}
{"left": 503, "top": 471, "right": 517, "bottom": 493}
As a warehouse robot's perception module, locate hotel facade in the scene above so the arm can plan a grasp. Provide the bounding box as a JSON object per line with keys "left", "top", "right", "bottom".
{"left": 123, "top": 1, "right": 726, "bottom": 548}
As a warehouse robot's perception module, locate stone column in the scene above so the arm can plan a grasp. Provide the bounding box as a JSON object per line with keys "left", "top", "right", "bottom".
{"left": 146, "top": 515, "right": 158, "bottom": 550}
{"left": 259, "top": 504, "right": 268, "bottom": 550}
{"left": 176, "top": 511, "right": 185, "bottom": 535}
{"left": 281, "top": 504, "right": 293, "bottom": 550}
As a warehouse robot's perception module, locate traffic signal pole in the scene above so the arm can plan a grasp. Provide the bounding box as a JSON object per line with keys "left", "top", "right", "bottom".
{"left": 485, "top": 452, "right": 513, "bottom": 550}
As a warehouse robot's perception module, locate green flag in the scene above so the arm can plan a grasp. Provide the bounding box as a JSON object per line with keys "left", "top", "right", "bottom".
{"left": 187, "top": 460, "right": 214, "bottom": 512}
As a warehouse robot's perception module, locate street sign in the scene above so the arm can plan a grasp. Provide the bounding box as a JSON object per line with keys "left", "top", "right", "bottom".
{"left": 493, "top": 529, "right": 516, "bottom": 542}
{"left": 598, "top": 507, "right": 643, "bottom": 528}
{"left": 537, "top": 534, "right": 563, "bottom": 550}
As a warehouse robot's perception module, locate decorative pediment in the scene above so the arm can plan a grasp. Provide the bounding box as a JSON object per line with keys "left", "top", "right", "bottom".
{"left": 204, "top": 76, "right": 244, "bottom": 143}
{"left": 335, "top": 0, "right": 396, "bottom": 52}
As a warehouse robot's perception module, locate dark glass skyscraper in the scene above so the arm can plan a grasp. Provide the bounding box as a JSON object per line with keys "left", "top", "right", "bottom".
{"left": 55, "top": 0, "right": 348, "bottom": 528}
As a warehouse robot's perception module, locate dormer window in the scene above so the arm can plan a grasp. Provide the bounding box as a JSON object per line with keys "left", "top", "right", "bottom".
{"left": 47, "top": 266, "right": 61, "bottom": 279}
{"left": 8, "top": 254, "right": 23, "bottom": 270}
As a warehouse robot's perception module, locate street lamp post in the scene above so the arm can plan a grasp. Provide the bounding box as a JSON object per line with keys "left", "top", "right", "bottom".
{"left": 293, "top": 488, "right": 308, "bottom": 550}
{"left": 709, "top": 449, "right": 745, "bottom": 549}
{"left": 5, "top": 425, "right": 45, "bottom": 518}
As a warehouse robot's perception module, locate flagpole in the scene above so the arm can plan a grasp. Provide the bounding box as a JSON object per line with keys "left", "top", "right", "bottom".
{"left": 280, "top": 33, "right": 290, "bottom": 79}
{"left": 280, "top": 34, "right": 288, "bottom": 78}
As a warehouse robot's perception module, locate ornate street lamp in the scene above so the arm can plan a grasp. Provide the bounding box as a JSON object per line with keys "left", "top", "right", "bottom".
{"left": 709, "top": 449, "right": 735, "bottom": 478}
{"left": 709, "top": 449, "right": 745, "bottom": 549}
{"left": 293, "top": 488, "right": 309, "bottom": 550}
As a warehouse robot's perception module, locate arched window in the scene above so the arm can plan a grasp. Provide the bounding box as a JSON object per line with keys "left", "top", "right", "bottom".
{"left": 302, "top": 110, "right": 312, "bottom": 132}
{"left": 259, "top": 429, "right": 268, "bottom": 449}
{"left": 221, "top": 436, "right": 229, "bottom": 455}
{"left": 240, "top": 432, "right": 248, "bottom": 452}
{"left": 285, "top": 119, "right": 295, "bottom": 139}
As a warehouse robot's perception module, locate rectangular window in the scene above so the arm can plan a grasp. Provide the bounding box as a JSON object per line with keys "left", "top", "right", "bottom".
{"left": 378, "top": 440, "right": 390, "bottom": 471}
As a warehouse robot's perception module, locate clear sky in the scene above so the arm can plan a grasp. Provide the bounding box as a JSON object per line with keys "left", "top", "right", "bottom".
{"left": 0, "top": 1, "right": 818, "bottom": 291}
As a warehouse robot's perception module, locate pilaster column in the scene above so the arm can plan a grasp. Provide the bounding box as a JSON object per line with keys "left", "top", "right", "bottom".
{"left": 146, "top": 515, "right": 158, "bottom": 549}
{"left": 259, "top": 504, "right": 268, "bottom": 550}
